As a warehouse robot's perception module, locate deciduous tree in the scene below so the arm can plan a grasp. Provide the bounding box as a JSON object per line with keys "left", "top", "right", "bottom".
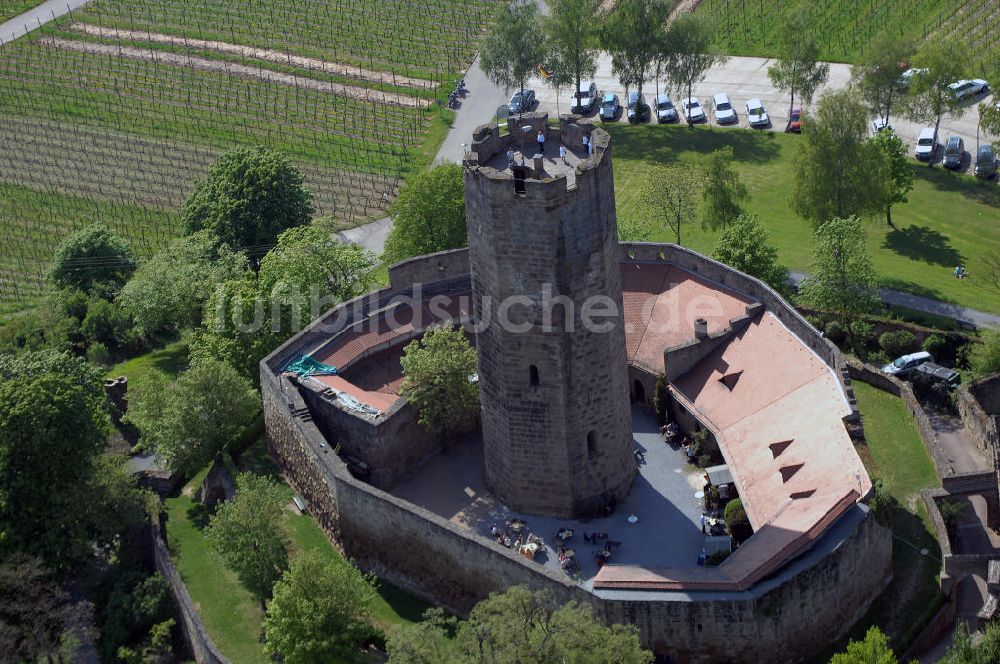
{"left": 700, "top": 146, "right": 747, "bottom": 231}
{"left": 49, "top": 224, "right": 137, "bottom": 296}
{"left": 264, "top": 550, "right": 377, "bottom": 664}
{"left": 969, "top": 330, "right": 1000, "bottom": 378}
{"left": 400, "top": 326, "right": 479, "bottom": 440}
{"left": 639, "top": 164, "right": 701, "bottom": 245}
{"left": 767, "top": 7, "right": 829, "bottom": 130}
{"left": 798, "top": 216, "right": 881, "bottom": 316}
{"left": 712, "top": 214, "right": 788, "bottom": 294}
{"left": 117, "top": 231, "right": 249, "bottom": 335}
{"left": 545, "top": 0, "right": 600, "bottom": 112}
{"left": 206, "top": 473, "right": 289, "bottom": 610}
{"left": 125, "top": 357, "right": 259, "bottom": 476}
{"left": 851, "top": 34, "right": 912, "bottom": 126}
{"left": 387, "top": 586, "right": 653, "bottom": 664}
{"left": 904, "top": 42, "right": 969, "bottom": 155}
{"left": 830, "top": 626, "right": 898, "bottom": 664}
{"left": 182, "top": 147, "right": 314, "bottom": 252}
{"left": 791, "top": 89, "right": 886, "bottom": 225}
{"left": 383, "top": 164, "right": 467, "bottom": 265}
{"left": 870, "top": 129, "right": 913, "bottom": 228}
{"left": 664, "top": 13, "right": 723, "bottom": 125}
{"left": 600, "top": 0, "right": 668, "bottom": 106}
{"left": 479, "top": 1, "right": 547, "bottom": 100}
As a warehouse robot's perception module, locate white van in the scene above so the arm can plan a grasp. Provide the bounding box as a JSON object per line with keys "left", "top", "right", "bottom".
{"left": 882, "top": 351, "right": 932, "bottom": 378}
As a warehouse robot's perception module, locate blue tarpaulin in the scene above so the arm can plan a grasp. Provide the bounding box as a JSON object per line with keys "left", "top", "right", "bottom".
{"left": 284, "top": 355, "right": 338, "bottom": 377}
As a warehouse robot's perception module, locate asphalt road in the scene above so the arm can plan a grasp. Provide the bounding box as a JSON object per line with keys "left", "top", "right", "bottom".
{"left": 526, "top": 54, "right": 998, "bottom": 163}
{"left": 0, "top": 0, "right": 92, "bottom": 43}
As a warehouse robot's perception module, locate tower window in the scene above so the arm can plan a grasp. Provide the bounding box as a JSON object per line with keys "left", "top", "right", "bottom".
{"left": 529, "top": 365, "right": 539, "bottom": 387}
{"left": 587, "top": 431, "right": 597, "bottom": 457}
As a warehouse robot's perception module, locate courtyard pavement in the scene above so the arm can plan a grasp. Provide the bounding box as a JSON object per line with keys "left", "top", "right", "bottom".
{"left": 391, "top": 405, "right": 710, "bottom": 587}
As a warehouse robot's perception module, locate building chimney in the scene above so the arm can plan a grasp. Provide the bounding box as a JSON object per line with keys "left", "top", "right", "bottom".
{"left": 694, "top": 318, "right": 709, "bottom": 340}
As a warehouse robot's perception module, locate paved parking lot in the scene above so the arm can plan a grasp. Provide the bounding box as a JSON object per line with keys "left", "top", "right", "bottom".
{"left": 526, "top": 54, "right": 997, "bottom": 168}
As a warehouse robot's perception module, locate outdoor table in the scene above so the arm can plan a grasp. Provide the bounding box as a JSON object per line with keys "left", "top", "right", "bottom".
{"left": 520, "top": 542, "right": 538, "bottom": 559}
{"left": 557, "top": 528, "right": 574, "bottom": 541}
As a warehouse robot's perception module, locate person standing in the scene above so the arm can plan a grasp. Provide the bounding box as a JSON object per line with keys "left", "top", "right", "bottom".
{"left": 536, "top": 130, "right": 545, "bottom": 156}
{"left": 559, "top": 144, "right": 567, "bottom": 163}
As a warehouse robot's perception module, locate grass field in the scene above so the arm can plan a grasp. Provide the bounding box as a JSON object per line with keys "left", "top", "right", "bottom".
{"left": 607, "top": 124, "right": 1000, "bottom": 313}
{"left": 0, "top": 1, "right": 43, "bottom": 23}
{"left": 164, "top": 444, "right": 428, "bottom": 663}
{"left": 0, "top": 0, "right": 493, "bottom": 305}
{"left": 696, "top": 0, "right": 1000, "bottom": 75}
{"left": 822, "top": 381, "right": 942, "bottom": 659}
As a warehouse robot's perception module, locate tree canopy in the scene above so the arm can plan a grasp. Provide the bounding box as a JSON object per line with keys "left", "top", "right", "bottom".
{"left": 870, "top": 129, "right": 913, "bottom": 228}
{"left": 904, "top": 41, "right": 969, "bottom": 143}
{"left": 829, "top": 626, "right": 898, "bottom": 664}
{"left": 49, "top": 223, "right": 137, "bottom": 296}
{"left": 383, "top": 164, "right": 467, "bottom": 265}
{"left": 798, "top": 216, "right": 881, "bottom": 316}
{"left": 0, "top": 554, "right": 80, "bottom": 662}
{"left": 766, "top": 7, "right": 829, "bottom": 127}
{"left": 700, "top": 146, "right": 748, "bottom": 231}
{"left": 125, "top": 357, "right": 259, "bottom": 476}
{"left": 665, "top": 12, "right": 723, "bottom": 123}
{"left": 400, "top": 326, "right": 479, "bottom": 440}
{"left": 263, "top": 550, "right": 377, "bottom": 664}
{"left": 712, "top": 214, "right": 788, "bottom": 294}
{"left": 386, "top": 586, "right": 653, "bottom": 664}
{"left": 791, "top": 89, "right": 887, "bottom": 225}
{"left": 117, "top": 230, "right": 249, "bottom": 335}
{"left": 206, "top": 473, "right": 289, "bottom": 609}
{"left": 182, "top": 146, "right": 314, "bottom": 252}
{"left": 0, "top": 352, "right": 149, "bottom": 572}
{"left": 851, "top": 34, "right": 912, "bottom": 126}
{"left": 479, "top": 1, "right": 546, "bottom": 96}
{"left": 545, "top": 0, "right": 600, "bottom": 110}
{"left": 639, "top": 164, "right": 701, "bottom": 245}
{"left": 600, "top": 0, "right": 667, "bottom": 100}
{"left": 969, "top": 329, "right": 1000, "bottom": 378}
{"left": 940, "top": 620, "right": 1000, "bottom": 664}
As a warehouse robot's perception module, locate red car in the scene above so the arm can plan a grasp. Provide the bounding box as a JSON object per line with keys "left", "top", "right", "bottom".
{"left": 788, "top": 106, "right": 802, "bottom": 133}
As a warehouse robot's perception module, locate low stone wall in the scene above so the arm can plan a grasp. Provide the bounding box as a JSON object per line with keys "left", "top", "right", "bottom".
{"left": 151, "top": 524, "right": 229, "bottom": 664}
{"left": 957, "top": 375, "right": 1000, "bottom": 461}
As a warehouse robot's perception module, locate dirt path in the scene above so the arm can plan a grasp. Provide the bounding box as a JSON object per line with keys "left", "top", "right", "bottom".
{"left": 667, "top": 0, "right": 704, "bottom": 21}
{"left": 70, "top": 23, "right": 435, "bottom": 90}
{"left": 39, "top": 37, "right": 431, "bottom": 108}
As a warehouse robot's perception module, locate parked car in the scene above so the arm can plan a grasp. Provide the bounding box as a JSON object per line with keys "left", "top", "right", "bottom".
{"left": 682, "top": 97, "right": 705, "bottom": 123}
{"left": 900, "top": 67, "right": 927, "bottom": 87}
{"left": 574, "top": 81, "right": 598, "bottom": 113}
{"left": 627, "top": 91, "right": 650, "bottom": 123}
{"left": 713, "top": 92, "right": 737, "bottom": 124}
{"left": 942, "top": 136, "right": 965, "bottom": 170}
{"left": 949, "top": 79, "right": 989, "bottom": 101}
{"left": 508, "top": 89, "right": 535, "bottom": 114}
{"left": 655, "top": 94, "right": 678, "bottom": 123}
{"left": 599, "top": 93, "right": 620, "bottom": 121}
{"left": 788, "top": 106, "right": 803, "bottom": 132}
{"left": 914, "top": 362, "right": 961, "bottom": 389}
{"left": 869, "top": 117, "right": 893, "bottom": 134}
{"left": 976, "top": 144, "right": 998, "bottom": 179}
{"left": 914, "top": 127, "right": 937, "bottom": 161}
{"left": 882, "top": 351, "right": 933, "bottom": 378}
{"left": 745, "top": 99, "right": 769, "bottom": 128}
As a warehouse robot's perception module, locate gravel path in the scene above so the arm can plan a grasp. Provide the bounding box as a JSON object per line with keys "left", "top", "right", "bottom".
{"left": 0, "top": 0, "right": 90, "bottom": 43}
{"left": 39, "top": 37, "right": 431, "bottom": 108}
{"left": 70, "top": 23, "right": 436, "bottom": 90}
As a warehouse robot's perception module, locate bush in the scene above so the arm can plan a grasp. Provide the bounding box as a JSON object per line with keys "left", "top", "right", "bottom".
{"left": 867, "top": 350, "right": 890, "bottom": 367}
{"left": 922, "top": 334, "right": 948, "bottom": 361}
{"left": 49, "top": 224, "right": 136, "bottom": 295}
{"left": 86, "top": 342, "right": 111, "bottom": 366}
{"left": 867, "top": 477, "right": 896, "bottom": 525}
{"left": 81, "top": 298, "right": 131, "bottom": 350}
{"left": 805, "top": 315, "right": 826, "bottom": 331}
{"left": 850, "top": 319, "right": 876, "bottom": 357}
{"left": 824, "top": 320, "right": 847, "bottom": 345}
{"left": 724, "top": 498, "right": 752, "bottom": 543}
{"left": 652, "top": 374, "right": 669, "bottom": 426}
{"left": 879, "top": 329, "right": 919, "bottom": 358}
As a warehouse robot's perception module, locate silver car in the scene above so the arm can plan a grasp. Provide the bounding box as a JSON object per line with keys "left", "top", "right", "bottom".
{"left": 949, "top": 79, "right": 989, "bottom": 101}
{"left": 655, "top": 94, "right": 678, "bottom": 123}
{"left": 682, "top": 97, "right": 705, "bottom": 123}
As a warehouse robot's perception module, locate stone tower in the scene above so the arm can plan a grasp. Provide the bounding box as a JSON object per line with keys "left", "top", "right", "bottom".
{"left": 463, "top": 113, "right": 635, "bottom": 518}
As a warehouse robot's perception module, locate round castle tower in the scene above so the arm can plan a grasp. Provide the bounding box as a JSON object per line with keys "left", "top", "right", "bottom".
{"left": 463, "top": 113, "right": 636, "bottom": 518}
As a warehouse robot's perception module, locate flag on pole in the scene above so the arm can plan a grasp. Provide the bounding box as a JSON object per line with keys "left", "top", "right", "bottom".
{"left": 538, "top": 66, "right": 553, "bottom": 79}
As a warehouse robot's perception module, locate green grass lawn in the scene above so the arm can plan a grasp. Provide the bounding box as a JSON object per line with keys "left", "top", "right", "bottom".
{"left": 820, "top": 380, "right": 942, "bottom": 660}
{"left": 0, "top": 1, "right": 43, "bottom": 23}
{"left": 163, "top": 442, "right": 428, "bottom": 663}
{"left": 106, "top": 340, "right": 189, "bottom": 388}
{"left": 608, "top": 123, "right": 1000, "bottom": 313}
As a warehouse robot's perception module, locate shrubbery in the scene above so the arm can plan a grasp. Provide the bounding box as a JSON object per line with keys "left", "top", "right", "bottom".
{"left": 824, "top": 320, "right": 847, "bottom": 345}
{"left": 724, "top": 498, "right": 752, "bottom": 543}
{"left": 878, "top": 330, "right": 918, "bottom": 358}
